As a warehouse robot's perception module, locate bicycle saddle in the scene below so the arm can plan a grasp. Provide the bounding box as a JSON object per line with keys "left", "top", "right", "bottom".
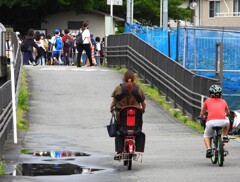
{"left": 212, "top": 126, "right": 223, "bottom": 130}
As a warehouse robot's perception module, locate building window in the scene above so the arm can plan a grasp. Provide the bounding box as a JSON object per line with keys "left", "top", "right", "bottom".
{"left": 234, "top": 0, "right": 240, "bottom": 15}
{"left": 209, "top": 1, "right": 220, "bottom": 18}
{"left": 68, "top": 21, "right": 83, "bottom": 29}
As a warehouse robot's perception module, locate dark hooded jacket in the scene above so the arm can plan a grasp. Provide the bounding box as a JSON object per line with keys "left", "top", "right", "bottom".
{"left": 24, "top": 35, "right": 39, "bottom": 53}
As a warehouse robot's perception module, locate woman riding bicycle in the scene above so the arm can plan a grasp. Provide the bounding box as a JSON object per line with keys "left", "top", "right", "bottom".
{"left": 199, "top": 84, "right": 230, "bottom": 158}
{"left": 110, "top": 71, "right": 146, "bottom": 160}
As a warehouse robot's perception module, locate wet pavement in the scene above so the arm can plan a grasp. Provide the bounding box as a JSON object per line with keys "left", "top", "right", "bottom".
{"left": 1, "top": 65, "right": 240, "bottom": 182}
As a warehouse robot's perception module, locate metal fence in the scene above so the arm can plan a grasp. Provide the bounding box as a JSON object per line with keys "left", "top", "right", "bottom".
{"left": 0, "top": 31, "right": 22, "bottom": 154}
{"left": 126, "top": 24, "right": 240, "bottom": 110}
{"left": 106, "top": 33, "right": 219, "bottom": 119}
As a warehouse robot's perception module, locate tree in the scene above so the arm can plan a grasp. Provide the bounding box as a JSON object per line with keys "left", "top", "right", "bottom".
{"left": 0, "top": 0, "right": 190, "bottom": 33}
{"left": 133, "top": 0, "right": 191, "bottom": 26}
{"left": 0, "top": 0, "right": 97, "bottom": 33}
{"left": 169, "top": 0, "right": 191, "bottom": 21}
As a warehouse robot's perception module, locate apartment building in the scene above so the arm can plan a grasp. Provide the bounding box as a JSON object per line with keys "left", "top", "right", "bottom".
{"left": 190, "top": 0, "right": 240, "bottom": 26}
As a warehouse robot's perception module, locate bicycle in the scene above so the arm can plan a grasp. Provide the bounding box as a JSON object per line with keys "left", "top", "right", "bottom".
{"left": 116, "top": 106, "right": 144, "bottom": 170}
{"left": 210, "top": 126, "right": 229, "bottom": 166}
{"left": 196, "top": 117, "right": 229, "bottom": 167}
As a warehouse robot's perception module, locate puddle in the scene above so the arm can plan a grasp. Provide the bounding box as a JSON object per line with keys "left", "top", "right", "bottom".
{"left": 15, "top": 163, "right": 103, "bottom": 176}
{"left": 21, "top": 150, "right": 90, "bottom": 158}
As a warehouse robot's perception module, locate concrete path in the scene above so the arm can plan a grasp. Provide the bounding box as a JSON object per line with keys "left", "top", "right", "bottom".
{"left": 1, "top": 65, "right": 240, "bottom": 182}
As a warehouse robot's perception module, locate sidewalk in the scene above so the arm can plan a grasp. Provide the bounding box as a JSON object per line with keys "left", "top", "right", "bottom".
{"left": 1, "top": 65, "right": 240, "bottom": 182}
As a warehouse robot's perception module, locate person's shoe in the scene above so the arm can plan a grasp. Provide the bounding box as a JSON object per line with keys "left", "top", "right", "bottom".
{"left": 223, "top": 136, "right": 229, "bottom": 143}
{"left": 114, "top": 153, "right": 122, "bottom": 160}
{"left": 206, "top": 148, "right": 212, "bottom": 158}
{"left": 77, "top": 65, "right": 81, "bottom": 67}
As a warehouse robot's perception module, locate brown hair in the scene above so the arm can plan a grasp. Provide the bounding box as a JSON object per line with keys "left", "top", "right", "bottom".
{"left": 81, "top": 22, "right": 88, "bottom": 30}
{"left": 28, "top": 28, "right": 34, "bottom": 37}
{"left": 123, "top": 71, "right": 136, "bottom": 104}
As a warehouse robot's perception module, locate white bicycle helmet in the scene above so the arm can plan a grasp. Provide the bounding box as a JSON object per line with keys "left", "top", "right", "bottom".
{"left": 209, "top": 84, "right": 222, "bottom": 97}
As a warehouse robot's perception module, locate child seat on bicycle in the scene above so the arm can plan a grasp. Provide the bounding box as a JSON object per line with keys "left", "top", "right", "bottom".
{"left": 119, "top": 106, "right": 143, "bottom": 136}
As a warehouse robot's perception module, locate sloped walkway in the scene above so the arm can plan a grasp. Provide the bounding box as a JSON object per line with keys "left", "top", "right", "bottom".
{"left": 1, "top": 65, "right": 240, "bottom": 182}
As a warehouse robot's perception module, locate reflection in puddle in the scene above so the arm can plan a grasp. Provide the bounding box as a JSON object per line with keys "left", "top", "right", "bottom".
{"left": 15, "top": 163, "right": 103, "bottom": 176}
{"left": 22, "top": 150, "right": 90, "bottom": 158}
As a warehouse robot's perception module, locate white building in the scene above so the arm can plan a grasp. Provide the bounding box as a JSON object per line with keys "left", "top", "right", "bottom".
{"left": 41, "top": 10, "right": 124, "bottom": 39}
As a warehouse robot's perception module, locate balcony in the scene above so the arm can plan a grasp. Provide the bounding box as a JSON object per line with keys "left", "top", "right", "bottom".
{"left": 216, "top": 12, "right": 240, "bottom": 17}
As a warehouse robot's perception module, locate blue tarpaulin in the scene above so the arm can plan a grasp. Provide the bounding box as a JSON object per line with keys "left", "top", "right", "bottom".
{"left": 125, "top": 24, "right": 240, "bottom": 110}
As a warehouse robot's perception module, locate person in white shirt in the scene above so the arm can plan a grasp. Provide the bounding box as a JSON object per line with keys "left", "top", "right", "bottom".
{"left": 76, "top": 22, "right": 93, "bottom": 67}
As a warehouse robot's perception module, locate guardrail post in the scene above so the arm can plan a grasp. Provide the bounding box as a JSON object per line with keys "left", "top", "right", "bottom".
{"left": 193, "top": 29, "right": 196, "bottom": 72}
{"left": 183, "top": 28, "right": 187, "bottom": 68}
{"left": 10, "top": 33, "right": 17, "bottom": 144}
{"left": 168, "top": 30, "right": 171, "bottom": 57}
{"left": 215, "top": 42, "right": 223, "bottom": 87}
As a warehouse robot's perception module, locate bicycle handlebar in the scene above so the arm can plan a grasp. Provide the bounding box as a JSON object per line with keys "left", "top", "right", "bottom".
{"left": 195, "top": 117, "right": 206, "bottom": 128}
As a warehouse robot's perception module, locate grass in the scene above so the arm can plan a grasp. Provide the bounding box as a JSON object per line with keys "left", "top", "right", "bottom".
{"left": 0, "top": 161, "right": 6, "bottom": 175}
{"left": 112, "top": 66, "right": 204, "bottom": 134}
{"left": 20, "top": 149, "right": 29, "bottom": 154}
{"left": 16, "top": 68, "right": 29, "bottom": 130}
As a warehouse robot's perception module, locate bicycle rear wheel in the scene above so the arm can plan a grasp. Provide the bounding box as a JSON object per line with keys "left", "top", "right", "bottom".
{"left": 217, "top": 137, "right": 224, "bottom": 166}
{"left": 210, "top": 138, "right": 217, "bottom": 164}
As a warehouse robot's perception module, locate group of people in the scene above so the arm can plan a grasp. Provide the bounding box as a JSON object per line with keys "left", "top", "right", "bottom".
{"left": 21, "top": 22, "right": 105, "bottom": 67}
{"left": 111, "top": 70, "right": 230, "bottom": 161}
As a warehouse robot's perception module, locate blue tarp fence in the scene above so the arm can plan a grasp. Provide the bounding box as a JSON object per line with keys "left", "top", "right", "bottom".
{"left": 125, "top": 24, "right": 240, "bottom": 110}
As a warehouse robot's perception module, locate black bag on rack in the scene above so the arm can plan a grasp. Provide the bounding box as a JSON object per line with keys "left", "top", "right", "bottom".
{"left": 107, "top": 113, "right": 119, "bottom": 137}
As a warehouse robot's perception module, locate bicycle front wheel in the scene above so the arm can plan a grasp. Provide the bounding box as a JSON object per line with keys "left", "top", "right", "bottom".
{"left": 217, "top": 137, "right": 224, "bottom": 167}
{"left": 210, "top": 138, "right": 217, "bottom": 164}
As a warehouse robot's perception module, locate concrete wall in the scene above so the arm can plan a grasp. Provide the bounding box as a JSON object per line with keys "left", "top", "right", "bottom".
{"left": 200, "top": 0, "right": 240, "bottom": 26}
{"left": 41, "top": 11, "right": 113, "bottom": 40}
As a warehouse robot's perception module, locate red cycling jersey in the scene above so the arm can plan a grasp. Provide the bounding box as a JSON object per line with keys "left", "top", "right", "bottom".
{"left": 203, "top": 98, "right": 229, "bottom": 121}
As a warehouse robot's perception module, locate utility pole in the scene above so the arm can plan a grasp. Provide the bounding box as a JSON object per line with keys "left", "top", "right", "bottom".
{"left": 127, "top": 0, "right": 134, "bottom": 24}
{"left": 107, "top": 0, "right": 123, "bottom": 35}
{"left": 160, "top": 0, "right": 163, "bottom": 28}
{"left": 162, "top": 0, "right": 168, "bottom": 29}
{"left": 189, "top": 1, "right": 198, "bottom": 26}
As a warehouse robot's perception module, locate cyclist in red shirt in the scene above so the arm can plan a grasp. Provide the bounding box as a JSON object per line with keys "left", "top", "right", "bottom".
{"left": 199, "top": 84, "right": 230, "bottom": 158}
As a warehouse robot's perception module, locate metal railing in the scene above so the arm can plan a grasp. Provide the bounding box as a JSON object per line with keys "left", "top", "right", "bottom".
{"left": 216, "top": 12, "right": 240, "bottom": 17}
{"left": 0, "top": 32, "right": 22, "bottom": 154}
{"left": 106, "top": 33, "right": 219, "bottom": 119}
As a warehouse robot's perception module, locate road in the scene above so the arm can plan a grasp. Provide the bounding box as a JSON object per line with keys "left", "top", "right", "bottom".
{"left": 1, "top": 65, "right": 240, "bottom": 182}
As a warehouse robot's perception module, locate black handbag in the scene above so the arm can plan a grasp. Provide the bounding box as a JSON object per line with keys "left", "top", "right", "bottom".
{"left": 107, "top": 113, "right": 119, "bottom": 137}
